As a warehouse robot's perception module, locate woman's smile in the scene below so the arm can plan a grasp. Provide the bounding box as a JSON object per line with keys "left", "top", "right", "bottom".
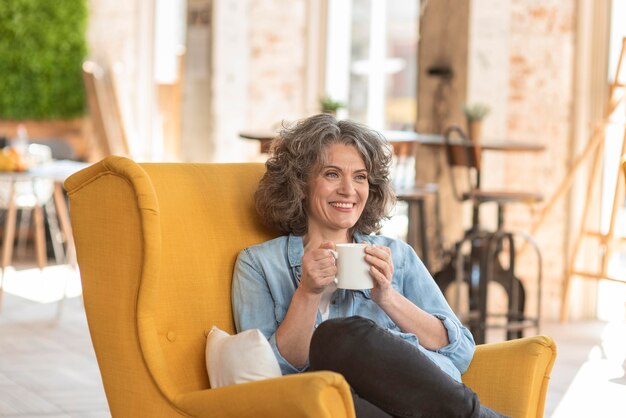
{"left": 329, "top": 201, "right": 356, "bottom": 210}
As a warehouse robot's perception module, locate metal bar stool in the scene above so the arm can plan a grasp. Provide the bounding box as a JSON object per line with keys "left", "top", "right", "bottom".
{"left": 433, "top": 126, "right": 543, "bottom": 343}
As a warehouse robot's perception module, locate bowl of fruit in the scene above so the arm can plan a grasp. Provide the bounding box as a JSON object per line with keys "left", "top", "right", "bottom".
{"left": 0, "top": 147, "right": 27, "bottom": 172}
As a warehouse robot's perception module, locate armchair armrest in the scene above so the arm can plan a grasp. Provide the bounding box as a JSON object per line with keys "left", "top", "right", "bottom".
{"left": 462, "top": 336, "right": 557, "bottom": 418}
{"left": 175, "top": 371, "right": 355, "bottom": 418}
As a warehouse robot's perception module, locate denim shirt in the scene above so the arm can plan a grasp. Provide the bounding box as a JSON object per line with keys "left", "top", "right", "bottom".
{"left": 232, "top": 233, "right": 475, "bottom": 382}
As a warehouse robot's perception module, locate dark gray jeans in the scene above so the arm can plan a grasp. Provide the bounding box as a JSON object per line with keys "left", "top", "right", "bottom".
{"left": 309, "top": 316, "right": 507, "bottom": 418}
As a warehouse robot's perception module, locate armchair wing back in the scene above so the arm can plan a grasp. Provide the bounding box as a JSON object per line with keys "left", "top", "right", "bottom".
{"left": 64, "top": 156, "right": 355, "bottom": 417}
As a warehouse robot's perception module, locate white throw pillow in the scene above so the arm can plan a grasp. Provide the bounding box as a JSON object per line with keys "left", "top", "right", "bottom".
{"left": 205, "top": 326, "right": 282, "bottom": 388}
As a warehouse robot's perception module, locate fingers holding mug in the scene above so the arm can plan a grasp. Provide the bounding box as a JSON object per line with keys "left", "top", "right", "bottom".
{"left": 364, "top": 244, "right": 394, "bottom": 282}
{"left": 301, "top": 246, "right": 337, "bottom": 293}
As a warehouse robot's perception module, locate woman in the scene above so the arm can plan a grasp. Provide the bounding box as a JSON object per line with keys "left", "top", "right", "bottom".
{"left": 232, "top": 114, "right": 506, "bottom": 418}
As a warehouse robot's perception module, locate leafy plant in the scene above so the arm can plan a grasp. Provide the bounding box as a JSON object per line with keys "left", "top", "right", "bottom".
{"left": 0, "top": 0, "right": 88, "bottom": 120}
{"left": 462, "top": 103, "right": 490, "bottom": 121}
{"left": 320, "top": 96, "right": 345, "bottom": 113}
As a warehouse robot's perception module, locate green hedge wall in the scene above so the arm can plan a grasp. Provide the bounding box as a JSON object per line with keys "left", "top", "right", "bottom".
{"left": 0, "top": 0, "right": 88, "bottom": 120}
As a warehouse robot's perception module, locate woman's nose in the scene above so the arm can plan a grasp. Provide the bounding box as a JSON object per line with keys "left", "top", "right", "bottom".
{"left": 337, "top": 177, "right": 355, "bottom": 194}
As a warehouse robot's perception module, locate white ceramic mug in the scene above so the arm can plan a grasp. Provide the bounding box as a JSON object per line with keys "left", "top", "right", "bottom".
{"left": 330, "top": 243, "right": 373, "bottom": 290}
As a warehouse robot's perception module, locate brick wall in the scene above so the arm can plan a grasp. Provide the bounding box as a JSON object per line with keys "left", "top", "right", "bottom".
{"left": 505, "top": 1, "right": 576, "bottom": 320}
{"left": 209, "top": 0, "right": 310, "bottom": 161}
{"left": 246, "top": 0, "right": 308, "bottom": 129}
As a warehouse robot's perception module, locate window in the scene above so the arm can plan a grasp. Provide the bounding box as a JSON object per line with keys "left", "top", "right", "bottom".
{"left": 325, "top": 0, "right": 420, "bottom": 130}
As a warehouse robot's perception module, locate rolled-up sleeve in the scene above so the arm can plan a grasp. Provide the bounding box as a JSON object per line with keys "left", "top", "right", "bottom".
{"left": 269, "top": 334, "right": 309, "bottom": 374}
{"left": 232, "top": 249, "right": 306, "bottom": 375}
{"left": 432, "top": 313, "right": 474, "bottom": 373}
{"left": 399, "top": 244, "right": 475, "bottom": 374}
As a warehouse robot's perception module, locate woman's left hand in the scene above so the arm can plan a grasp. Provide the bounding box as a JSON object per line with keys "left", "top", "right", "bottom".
{"left": 364, "top": 244, "right": 396, "bottom": 306}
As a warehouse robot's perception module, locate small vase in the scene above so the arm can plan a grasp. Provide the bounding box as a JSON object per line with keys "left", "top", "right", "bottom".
{"left": 467, "top": 119, "right": 482, "bottom": 142}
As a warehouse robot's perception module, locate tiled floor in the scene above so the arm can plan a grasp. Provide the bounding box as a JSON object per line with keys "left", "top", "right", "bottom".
{"left": 538, "top": 319, "right": 625, "bottom": 417}
{"left": 0, "top": 266, "right": 108, "bottom": 417}
{"left": 0, "top": 263, "right": 624, "bottom": 417}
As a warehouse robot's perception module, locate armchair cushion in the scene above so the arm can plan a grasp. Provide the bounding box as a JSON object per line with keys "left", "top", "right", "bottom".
{"left": 206, "top": 326, "right": 281, "bottom": 388}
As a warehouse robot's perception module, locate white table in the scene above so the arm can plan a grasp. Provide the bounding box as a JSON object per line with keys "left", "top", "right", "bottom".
{"left": 0, "top": 160, "right": 88, "bottom": 307}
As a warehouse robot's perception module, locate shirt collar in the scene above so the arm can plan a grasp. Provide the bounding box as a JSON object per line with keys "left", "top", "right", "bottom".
{"left": 353, "top": 231, "right": 367, "bottom": 243}
{"left": 287, "top": 234, "right": 304, "bottom": 268}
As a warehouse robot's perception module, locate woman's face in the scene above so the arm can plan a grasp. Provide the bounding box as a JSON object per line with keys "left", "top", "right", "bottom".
{"left": 306, "top": 143, "right": 369, "bottom": 238}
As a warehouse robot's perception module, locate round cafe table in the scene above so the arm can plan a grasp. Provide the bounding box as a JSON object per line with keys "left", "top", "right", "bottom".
{"left": 382, "top": 130, "right": 545, "bottom": 153}
{"left": 239, "top": 129, "right": 546, "bottom": 154}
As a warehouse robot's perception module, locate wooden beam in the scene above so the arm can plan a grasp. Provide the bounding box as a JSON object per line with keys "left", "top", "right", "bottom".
{"left": 571, "top": 270, "right": 626, "bottom": 284}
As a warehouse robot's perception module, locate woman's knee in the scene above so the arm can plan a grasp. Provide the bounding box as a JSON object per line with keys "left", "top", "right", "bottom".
{"left": 310, "top": 316, "right": 378, "bottom": 370}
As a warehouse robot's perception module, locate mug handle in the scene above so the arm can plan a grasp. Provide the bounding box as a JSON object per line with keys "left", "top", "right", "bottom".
{"left": 329, "top": 250, "right": 339, "bottom": 284}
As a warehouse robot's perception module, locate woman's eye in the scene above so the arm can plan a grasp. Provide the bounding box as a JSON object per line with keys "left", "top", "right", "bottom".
{"left": 325, "top": 171, "right": 339, "bottom": 178}
{"left": 355, "top": 174, "right": 368, "bottom": 181}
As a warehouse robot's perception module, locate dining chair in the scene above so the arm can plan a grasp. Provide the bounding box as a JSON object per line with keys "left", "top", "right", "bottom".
{"left": 82, "top": 60, "right": 130, "bottom": 160}
{"left": 434, "top": 125, "right": 543, "bottom": 344}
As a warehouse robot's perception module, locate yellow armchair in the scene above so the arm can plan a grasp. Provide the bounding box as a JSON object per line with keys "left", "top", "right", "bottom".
{"left": 65, "top": 156, "right": 556, "bottom": 418}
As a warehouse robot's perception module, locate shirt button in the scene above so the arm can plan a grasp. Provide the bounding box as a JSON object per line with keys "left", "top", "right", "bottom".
{"left": 331, "top": 300, "right": 336, "bottom": 305}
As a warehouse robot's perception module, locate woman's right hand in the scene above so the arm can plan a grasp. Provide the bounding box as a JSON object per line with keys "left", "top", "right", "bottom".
{"left": 300, "top": 242, "right": 337, "bottom": 294}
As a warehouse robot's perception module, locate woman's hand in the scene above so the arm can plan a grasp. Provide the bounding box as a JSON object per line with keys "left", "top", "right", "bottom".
{"left": 300, "top": 242, "right": 337, "bottom": 295}
{"left": 364, "top": 244, "right": 449, "bottom": 349}
{"left": 365, "top": 244, "right": 397, "bottom": 306}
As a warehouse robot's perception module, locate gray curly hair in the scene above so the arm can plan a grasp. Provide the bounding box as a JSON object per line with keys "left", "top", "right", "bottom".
{"left": 255, "top": 113, "right": 395, "bottom": 236}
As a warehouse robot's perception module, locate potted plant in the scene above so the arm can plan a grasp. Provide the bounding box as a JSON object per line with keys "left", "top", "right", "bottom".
{"left": 462, "top": 103, "right": 490, "bottom": 142}
{"left": 319, "top": 96, "right": 345, "bottom": 116}
{"left": 0, "top": 0, "right": 88, "bottom": 158}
